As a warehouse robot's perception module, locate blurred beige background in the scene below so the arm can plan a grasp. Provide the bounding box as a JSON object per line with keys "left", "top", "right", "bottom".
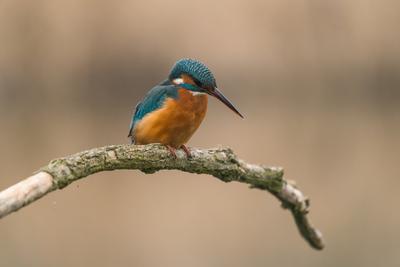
{"left": 1, "top": 0, "right": 399, "bottom": 266}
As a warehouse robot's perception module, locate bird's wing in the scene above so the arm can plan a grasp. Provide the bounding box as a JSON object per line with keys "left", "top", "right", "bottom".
{"left": 128, "top": 81, "right": 178, "bottom": 143}
{"left": 128, "top": 102, "right": 141, "bottom": 138}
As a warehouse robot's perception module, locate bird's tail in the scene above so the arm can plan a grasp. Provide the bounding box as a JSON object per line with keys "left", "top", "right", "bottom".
{"left": 127, "top": 130, "right": 135, "bottom": 144}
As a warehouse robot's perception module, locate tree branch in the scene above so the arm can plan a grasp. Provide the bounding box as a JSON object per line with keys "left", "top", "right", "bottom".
{"left": 0, "top": 144, "right": 324, "bottom": 250}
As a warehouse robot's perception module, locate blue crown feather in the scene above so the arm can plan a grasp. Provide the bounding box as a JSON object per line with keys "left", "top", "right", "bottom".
{"left": 169, "top": 58, "right": 217, "bottom": 88}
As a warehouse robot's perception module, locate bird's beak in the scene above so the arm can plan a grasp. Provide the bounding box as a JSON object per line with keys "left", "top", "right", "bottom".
{"left": 208, "top": 87, "right": 244, "bottom": 118}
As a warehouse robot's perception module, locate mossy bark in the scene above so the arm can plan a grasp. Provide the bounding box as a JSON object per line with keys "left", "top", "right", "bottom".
{"left": 1, "top": 144, "right": 323, "bottom": 250}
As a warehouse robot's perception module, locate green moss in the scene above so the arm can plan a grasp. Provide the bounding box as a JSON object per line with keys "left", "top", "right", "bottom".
{"left": 30, "top": 143, "right": 323, "bottom": 250}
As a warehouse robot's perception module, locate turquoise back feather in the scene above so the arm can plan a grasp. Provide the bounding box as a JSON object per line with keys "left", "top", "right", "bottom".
{"left": 128, "top": 80, "right": 178, "bottom": 141}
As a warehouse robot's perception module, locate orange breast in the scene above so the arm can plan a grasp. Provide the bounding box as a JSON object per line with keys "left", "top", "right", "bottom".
{"left": 133, "top": 89, "right": 208, "bottom": 148}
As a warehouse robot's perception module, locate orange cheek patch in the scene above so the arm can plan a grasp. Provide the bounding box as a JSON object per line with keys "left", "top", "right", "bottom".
{"left": 180, "top": 74, "right": 196, "bottom": 85}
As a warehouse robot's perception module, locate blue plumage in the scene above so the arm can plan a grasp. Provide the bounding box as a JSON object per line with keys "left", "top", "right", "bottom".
{"left": 169, "top": 58, "right": 217, "bottom": 88}
{"left": 128, "top": 80, "right": 178, "bottom": 141}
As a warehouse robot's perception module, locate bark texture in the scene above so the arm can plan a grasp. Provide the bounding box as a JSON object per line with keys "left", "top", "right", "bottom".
{"left": 0, "top": 144, "right": 324, "bottom": 250}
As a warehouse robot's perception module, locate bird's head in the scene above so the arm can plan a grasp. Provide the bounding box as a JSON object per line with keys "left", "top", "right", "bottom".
{"left": 169, "top": 58, "right": 243, "bottom": 118}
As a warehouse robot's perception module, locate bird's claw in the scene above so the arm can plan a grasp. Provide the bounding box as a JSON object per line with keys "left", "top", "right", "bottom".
{"left": 165, "top": 145, "right": 177, "bottom": 159}
{"left": 180, "top": 144, "right": 192, "bottom": 158}
{"left": 165, "top": 145, "right": 191, "bottom": 159}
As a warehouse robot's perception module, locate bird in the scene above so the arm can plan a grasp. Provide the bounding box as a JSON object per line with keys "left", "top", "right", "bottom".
{"left": 128, "top": 58, "right": 243, "bottom": 158}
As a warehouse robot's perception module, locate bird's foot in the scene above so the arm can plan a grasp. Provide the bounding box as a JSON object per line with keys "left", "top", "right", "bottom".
{"left": 165, "top": 145, "right": 177, "bottom": 159}
{"left": 165, "top": 145, "right": 191, "bottom": 159}
{"left": 180, "top": 144, "right": 192, "bottom": 158}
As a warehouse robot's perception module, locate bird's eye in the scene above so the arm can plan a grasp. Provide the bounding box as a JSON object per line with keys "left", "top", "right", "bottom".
{"left": 194, "top": 79, "right": 203, "bottom": 87}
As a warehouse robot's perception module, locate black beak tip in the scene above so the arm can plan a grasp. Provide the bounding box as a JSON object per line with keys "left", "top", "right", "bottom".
{"left": 211, "top": 87, "right": 245, "bottom": 119}
{"left": 234, "top": 110, "right": 244, "bottom": 119}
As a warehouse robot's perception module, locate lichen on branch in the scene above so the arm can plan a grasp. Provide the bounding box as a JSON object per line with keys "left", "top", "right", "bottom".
{"left": 0, "top": 144, "right": 324, "bottom": 250}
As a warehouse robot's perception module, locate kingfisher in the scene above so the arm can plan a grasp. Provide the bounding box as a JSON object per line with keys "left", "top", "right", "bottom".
{"left": 128, "top": 58, "right": 243, "bottom": 157}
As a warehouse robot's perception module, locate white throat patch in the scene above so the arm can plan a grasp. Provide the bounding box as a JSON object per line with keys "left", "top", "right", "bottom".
{"left": 190, "top": 91, "right": 206, "bottom": 96}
